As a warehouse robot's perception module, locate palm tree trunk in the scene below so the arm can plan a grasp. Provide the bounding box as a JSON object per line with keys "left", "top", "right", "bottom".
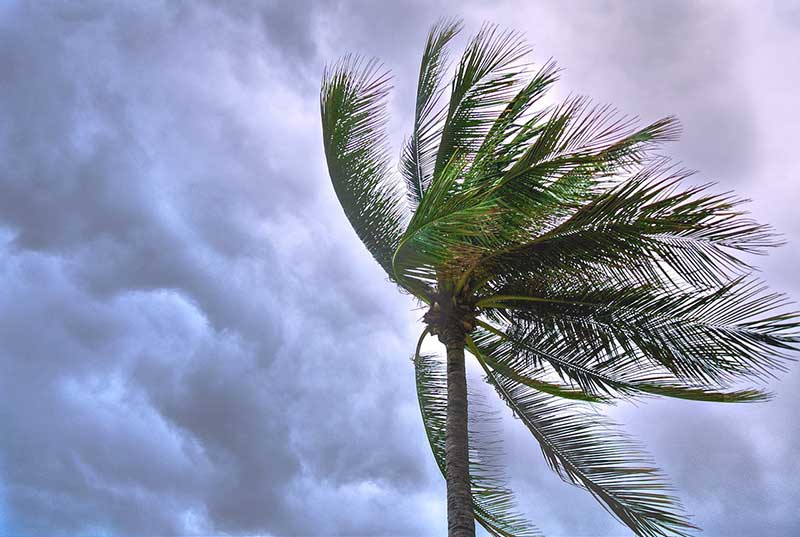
{"left": 445, "top": 341, "right": 475, "bottom": 537}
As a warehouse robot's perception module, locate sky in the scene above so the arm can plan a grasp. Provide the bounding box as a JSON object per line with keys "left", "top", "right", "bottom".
{"left": 0, "top": 1, "right": 798, "bottom": 536}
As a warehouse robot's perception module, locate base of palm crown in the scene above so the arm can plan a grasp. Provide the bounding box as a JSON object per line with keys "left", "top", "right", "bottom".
{"left": 423, "top": 294, "right": 478, "bottom": 346}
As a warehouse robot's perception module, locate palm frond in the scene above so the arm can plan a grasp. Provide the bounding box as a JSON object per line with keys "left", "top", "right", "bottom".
{"left": 474, "top": 320, "right": 775, "bottom": 404}
{"left": 453, "top": 112, "right": 681, "bottom": 294}
{"left": 478, "top": 357, "right": 697, "bottom": 537}
{"left": 477, "top": 158, "right": 780, "bottom": 293}
{"left": 491, "top": 113, "right": 680, "bottom": 236}
{"left": 321, "top": 56, "right": 407, "bottom": 279}
{"left": 469, "top": 59, "right": 560, "bottom": 180}
{"left": 478, "top": 275, "right": 799, "bottom": 389}
{"left": 496, "top": 103, "right": 678, "bottom": 193}
{"left": 401, "top": 18, "right": 463, "bottom": 208}
{"left": 401, "top": 98, "right": 684, "bottom": 297}
{"left": 414, "top": 332, "right": 540, "bottom": 537}
{"left": 467, "top": 336, "right": 608, "bottom": 403}
{"left": 434, "top": 24, "right": 530, "bottom": 180}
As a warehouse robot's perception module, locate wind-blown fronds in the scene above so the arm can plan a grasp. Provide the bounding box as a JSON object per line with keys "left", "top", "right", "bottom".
{"left": 321, "top": 56, "right": 407, "bottom": 278}
{"left": 481, "top": 112, "right": 681, "bottom": 242}
{"left": 397, "top": 112, "right": 686, "bottom": 296}
{"left": 471, "top": 59, "right": 560, "bottom": 176}
{"left": 478, "top": 158, "right": 780, "bottom": 294}
{"left": 478, "top": 273, "right": 799, "bottom": 386}
{"left": 414, "top": 338, "right": 540, "bottom": 537}
{"left": 402, "top": 18, "right": 463, "bottom": 208}
{"left": 493, "top": 103, "right": 678, "bottom": 194}
{"left": 467, "top": 336, "right": 608, "bottom": 403}
{"left": 472, "top": 320, "right": 778, "bottom": 404}
{"left": 322, "top": 19, "right": 797, "bottom": 537}
{"left": 477, "top": 355, "right": 697, "bottom": 537}
{"left": 434, "top": 24, "right": 530, "bottom": 180}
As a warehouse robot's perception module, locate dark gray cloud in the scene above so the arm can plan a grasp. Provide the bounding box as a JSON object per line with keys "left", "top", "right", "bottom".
{"left": 0, "top": 2, "right": 433, "bottom": 535}
{"left": 1, "top": 1, "right": 797, "bottom": 536}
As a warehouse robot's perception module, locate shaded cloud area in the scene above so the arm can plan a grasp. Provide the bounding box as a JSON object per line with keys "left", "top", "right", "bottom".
{"left": 0, "top": 1, "right": 797, "bottom": 535}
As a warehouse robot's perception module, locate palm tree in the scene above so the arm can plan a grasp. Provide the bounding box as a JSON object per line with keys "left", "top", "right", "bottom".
{"left": 320, "top": 19, "right": 799, "bottom": 537}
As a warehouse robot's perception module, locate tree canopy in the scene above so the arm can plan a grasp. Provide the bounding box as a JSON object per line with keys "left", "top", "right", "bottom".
{"left": 320, "top": 19, "right": 799, "bottom": 536}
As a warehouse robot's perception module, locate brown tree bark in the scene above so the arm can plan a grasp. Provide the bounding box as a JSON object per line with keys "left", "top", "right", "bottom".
{"left": 445, "top": 342, "right": 475, "bottom": 537}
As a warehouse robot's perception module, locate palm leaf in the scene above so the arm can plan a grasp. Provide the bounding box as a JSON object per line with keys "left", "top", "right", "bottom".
{"left": 469, "top": 59, "right": 560, "bottom": 181}
{"left": 454, "top": 111, "right": 681, "bottom": 294}
{"left": 401, "top": 18, "right": 463, "bottom": 208}
{"left": 478, "top": 275, "right": 799, "bottom": 389}
{"left": 477, "top": 355, "right": 697, "bottom": 537}
{"left": 478, "top": 158, "right": 780, "bottom": 293}
{"left": 467, "top": 336, "right": 608, "bottom": 403}
{"left": 434, "top": 24, "right": 530, "bottom": 180}
{"left": 321, "top": 56, "right": 407, "bottom": 278}
{"left": 473, "top": 320, "right": 775, "bottom": 404}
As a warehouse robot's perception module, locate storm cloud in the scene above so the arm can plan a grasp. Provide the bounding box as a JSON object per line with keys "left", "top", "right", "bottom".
{"left": 1, "top": 1, "right": 798, "bottom": 535}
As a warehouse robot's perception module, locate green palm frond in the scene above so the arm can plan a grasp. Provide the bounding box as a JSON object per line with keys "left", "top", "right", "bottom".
{"left": 321, "top": 56, "right": 407, "bottom": 278}
{"left": 467, "top": 336, "right": 608, "bottom": 403}
{"left": 479, "top": 276, "right": 798, "bottom": 389}
{"left": 434, "top": 24, "right": 530, "bottom": 180}
{"left": 392, "top": 156, "right": 500, "bottom": 297}
{"left": 414, "top": 334, "right": 541, "bottom": 537}
{"left": 493, "top": 102, "right": 678, "bottom": 194}
{"left": 396, "top": 98, "right": 685, "bottom": 297}
{"left": 401, "top": 18, "right": 463, "bottom": 208}
{"left": 473, "top": 321, "right": 775, "bottom": 404}
{"left": 483, "top": 113, "right": 680, "bottom": 243}
{"left": 477, "top": 355, "right": 697, "bottom": 537}
{"left": 469, "top": 59, "right": 560, "bottom": 180}
{"left": 452, "top": 112, "right": 682, "bottom": 294}
{"left": 477, "top": 158, "right": 779, "bottom": 293}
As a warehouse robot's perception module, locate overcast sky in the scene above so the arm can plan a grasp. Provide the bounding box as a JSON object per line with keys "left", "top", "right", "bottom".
{"left": 1, "top": 1, "right": 799, "bottom": 536}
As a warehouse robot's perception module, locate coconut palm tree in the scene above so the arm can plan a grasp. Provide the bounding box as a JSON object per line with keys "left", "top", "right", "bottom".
{"left": 320, "top": 19, "right": 798, "bottom": 537}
